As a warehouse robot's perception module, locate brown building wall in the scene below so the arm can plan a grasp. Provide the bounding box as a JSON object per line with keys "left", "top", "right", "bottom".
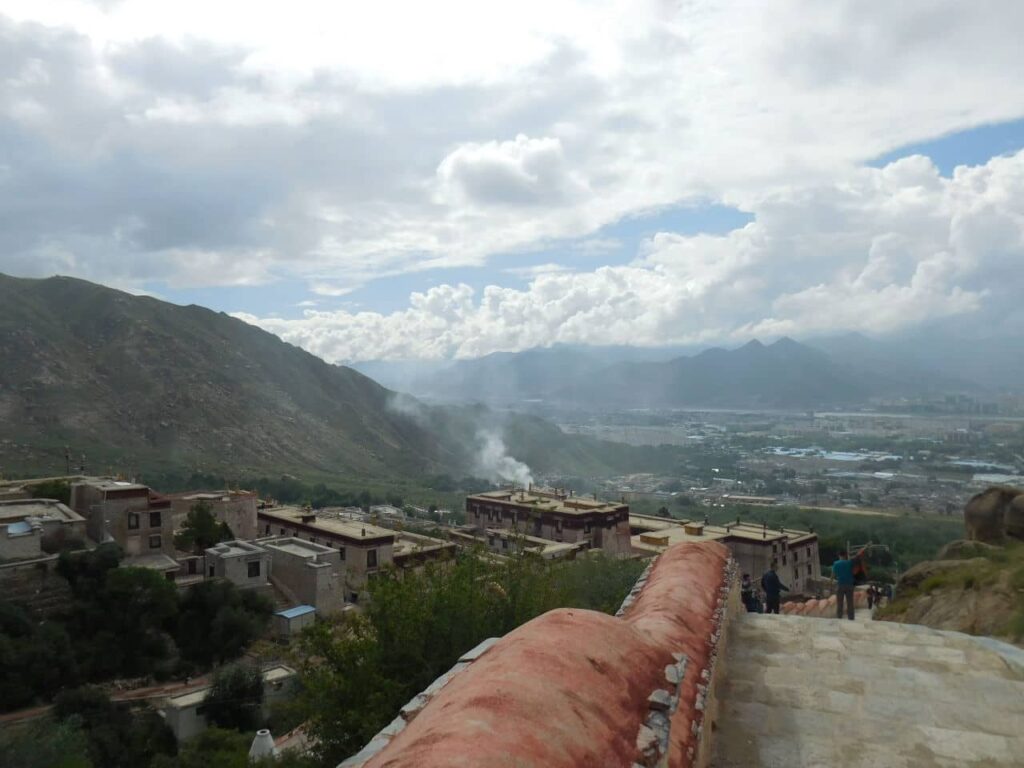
{"left": 465, "top": 498, "right": 631, "bottom": 556}
{"left": 257, "top": 512, "right": 394, "bottom": 603}
{"left": 70, "top": 483, "right": 174, "bottom": 556}
{"left": 171, "top": 494, "right": 258, "bottom": 541}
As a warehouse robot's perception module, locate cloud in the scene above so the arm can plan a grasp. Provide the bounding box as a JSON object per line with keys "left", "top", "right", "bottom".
{"left": 1, "top": 2, "right": 1023, "bottom": 346}
{"left": 436, "top": 134, "right": 587, "bottom": 207}
{"left": 241, "top": 151, "right": 1024, "bottom": 360}
{"left": 503, "top": 263, "right": 571, "bottom": 278}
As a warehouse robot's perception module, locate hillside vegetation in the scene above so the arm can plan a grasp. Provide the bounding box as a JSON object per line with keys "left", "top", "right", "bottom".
{"left": 878, "top": 541, "right": 1024, "bottom": 644}
{"left": 0, "top": 274, "right": 685, "bottom": 482}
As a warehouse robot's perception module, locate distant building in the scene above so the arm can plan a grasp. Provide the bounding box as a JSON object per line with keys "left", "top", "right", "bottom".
{"left": 258, "top": 536, "right": 345, "bottom": 613}
{"left": 257, "top": 506, "right": 455, "bottom": 603}
{"left": 273, "top": 604, "right": 316, "bottom": 639}
{"left": 465, "top": 488, "right": 631, "bottom": 556}
{"left": 161, "top": 664, "right": 296, "bottom": 742}
{"left": 720, "top": 494, "right": 778, "bottom": 507}
{"left": 69, "top": 479, "right": 178, "bottom": 573}
{"left": 205, "top": 540, "right": 271, "bottom": 589}
{"left": 168, "top": 490, "right": 259, "bottom": 541}
{"left": 0, "top": 499, "right": 87, "bottom": 561}
{"left": 630, "top": 514, "right": 821, "bottom": 595}
{"left": 450, "top": 527, "right": 582, "bottom": 560}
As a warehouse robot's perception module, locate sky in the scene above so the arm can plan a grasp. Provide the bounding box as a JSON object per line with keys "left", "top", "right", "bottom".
{"left": 2, "top": 1, "right": 1024, "bottom": 361}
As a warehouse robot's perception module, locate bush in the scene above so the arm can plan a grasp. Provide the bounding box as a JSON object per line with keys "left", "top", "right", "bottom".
{"left": 297, "top": 549, "right": 645, "bottom": 764}
{"left": 53, "top": 686, "right": 176, "bottom": 768}
{"left": 0, "top": 717, "right": 92, "bottom": 768}
{"left": 205, "top": 663, "right": 264, "bottom": 732}
{"left": 175, "top": 581, "right": 272, "bottom": 667}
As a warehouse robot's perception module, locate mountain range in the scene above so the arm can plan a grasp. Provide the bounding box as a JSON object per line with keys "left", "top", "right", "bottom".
{"left": 0, "top": 274, "right": 684, "bottom": 481}
{"left": 361, "top": 335, "right": 991, "bottom": 411}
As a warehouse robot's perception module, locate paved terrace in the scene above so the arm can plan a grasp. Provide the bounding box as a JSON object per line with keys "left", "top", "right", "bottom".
{"left": 337, "top": 542, "right": 1024, "bottom": 768}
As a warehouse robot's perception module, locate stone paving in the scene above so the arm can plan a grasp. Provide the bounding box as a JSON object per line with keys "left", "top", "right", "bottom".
{"left": 711, "top": 613, "right": 1024, "bottom": 768}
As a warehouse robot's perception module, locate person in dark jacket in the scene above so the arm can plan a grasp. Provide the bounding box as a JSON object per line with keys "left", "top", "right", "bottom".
{"left": 760, "top": 567, "right": 789, "bottom": 614}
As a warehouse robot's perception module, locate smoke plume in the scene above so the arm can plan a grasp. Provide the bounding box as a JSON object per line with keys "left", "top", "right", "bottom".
{"left": 475, "top": 429, "right": 534, "bottom": 487}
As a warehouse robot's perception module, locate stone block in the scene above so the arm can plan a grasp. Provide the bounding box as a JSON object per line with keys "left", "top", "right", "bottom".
{"left": 399, "top": 694, "right": 428, "bottom": 721}
{"left": 647, "top": 688, "right": 672, "bottom": 712}
{"left": 458, "top": 637, "right": 499, "bottom": 663}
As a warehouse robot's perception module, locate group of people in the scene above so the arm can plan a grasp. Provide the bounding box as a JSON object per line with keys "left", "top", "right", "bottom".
{"left": 740, "top": 568, "right": 789, "bottom": 615}
{"left": 739, "top": 548, "right": 892, "bottom": 622}
{"left": 866, "top": 583, "right": 891, "bottom": 609}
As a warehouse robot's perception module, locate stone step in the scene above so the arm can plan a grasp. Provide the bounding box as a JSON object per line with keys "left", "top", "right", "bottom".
{"left": 711, "top": 612, "right": 1024, "bottom": 768}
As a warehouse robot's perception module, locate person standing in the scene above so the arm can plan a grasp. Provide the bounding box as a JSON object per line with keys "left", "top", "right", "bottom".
{"left": 867, "top": 585, "right": 875, "bottom": 610}
{"left": 832, "top": 550, "right": 858, "bottom": 620}
{"left": 760, "top": 566, "right": 789, "bottom": 614}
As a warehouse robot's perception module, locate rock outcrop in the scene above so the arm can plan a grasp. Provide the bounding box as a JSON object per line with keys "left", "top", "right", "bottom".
{"left": 964, "top": 485, "right": 1024, "bottom": 543}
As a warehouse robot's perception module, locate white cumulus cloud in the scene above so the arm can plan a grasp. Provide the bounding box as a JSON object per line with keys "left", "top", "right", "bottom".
{"left": 239, "top": 151, "right": 1024, "bottom": 360}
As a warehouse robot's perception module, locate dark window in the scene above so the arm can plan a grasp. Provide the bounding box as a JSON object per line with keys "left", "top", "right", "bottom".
{"left": 807, "top": 563, "right": 812, "bottom": 575}
{"left": 793, "top": 568, "right": 798, "bottom": 581}
{"left": 128, "top": 513, "right": 139, "bottom": 530}
{"left": 196, "top": 705, "right": 207, "bottom": 717}
{"left": 501, "top": 539, "right": 508, "bottom": 550}
{"left": 265, "top": 524, "right": 271, "bottom": 534}
{"left": 208, "top": 566, "right": 215, "bottom": 577}
{"left": 556, "top": 519, "right": 563, "bottom": 533}
{"left": 367, "top": 549, "right": 378, "bottom": 568}
{"left": 165, "top": 572, "right": 176, "bottom": 582}
{"left": 149, "top": 512, "right": 162, "bottom": 528}
{"left": 339, "top": 546, "right": 346, "bottom": 560}
{"left": 280, "top": 528, "right": 285, "bottom": 535}
{"left": 782, "top": 555, "right": 787, "bottom": 565}
{"left": 807, "top": 546, "right": 812, "bottom": 558}
{"left": 187, "top": 559, "right": 197, "bottom": 575}
{"left": 149, "top": 534, "right": 162, "bottom": 549}
{"left": 350, "top": 592, "right": 359, "bottom": 604}
{"left": 247, "top": 561, "right": 261, "bottom": 578}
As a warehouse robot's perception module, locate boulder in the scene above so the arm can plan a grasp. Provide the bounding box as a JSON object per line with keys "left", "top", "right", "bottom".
{"left": 963, "top": 486, "right": 1024, "bottom": 544}
{"left": 935, "top": 539, "right": 1001, "bottom": 560}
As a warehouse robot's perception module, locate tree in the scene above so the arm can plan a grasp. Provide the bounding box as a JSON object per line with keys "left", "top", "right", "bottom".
{"left": 26, "top": 479, "right": 72, "bottom": 505}
{"left": 149, "top": 728, "right": 318, "bottom": 768}
{"left": 295, "top": 550, "right": 644, "bottom": 765}
{"left": 53, "top": 686, "right": 175, "bottom": 768}
{"left": 175, "top": 581, "right": 272, "bottom": 667}
{"left": 656, "top": 506, "right": 671, "bottom": 518}
{"left": 205, "top": 662, "right": 264, "bottom": 732}
{"left": 175, "top": 501, "right": 232, "bottom": 553}
{"left": 0, "top": 717, "right": 92, "bottom": 768}
{"left": 150, "top": 728, "right": 249, "bottom": 768}
{"left": 296, "top": 616, "right": 403, "bottom": 764}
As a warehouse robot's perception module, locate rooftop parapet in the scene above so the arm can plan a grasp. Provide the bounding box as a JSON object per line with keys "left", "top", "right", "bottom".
{"left": 342, "top": 541, "right": 736, "bottom": 768}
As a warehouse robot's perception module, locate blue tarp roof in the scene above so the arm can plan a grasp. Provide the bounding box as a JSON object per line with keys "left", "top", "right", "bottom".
{"left": 275, "top": 605, "right": 315, "bottom": 619}
{"left": 6, "top": 520, "right": 32, "bottom": 535}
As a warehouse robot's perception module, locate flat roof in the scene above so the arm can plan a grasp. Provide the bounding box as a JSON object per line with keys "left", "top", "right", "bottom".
{"left": 633, "top": 519, "right": 817, "bottom": 549}
{"left": 469, "top": 490, "right": 626, "bottom": 517}
{"left": 259, "top": 507, "right": 396, "bottom": 543}
{"left": 166, "top": 665, "right": 296, "bottom": 708}
{"left": 0, "top": 499, "right": 85, "bottom": 524}
{"left": 261, "top": 537, "right": 336, "bottom": 558}
{"left": 393, "top": 531, "right": 454, "bottom": 557}
{"left": 127, "top": 553, "right": 180, "bottom": 571}
{"left": 276, "top": 605, "right": 315, "bottom": 619}
{"left": 207, "top": 539, "right": 266, "bottom": 558}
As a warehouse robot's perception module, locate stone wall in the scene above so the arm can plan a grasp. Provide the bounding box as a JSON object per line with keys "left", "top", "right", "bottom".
{"left": 339, "top": 541, "right": 736, "bottom": 768}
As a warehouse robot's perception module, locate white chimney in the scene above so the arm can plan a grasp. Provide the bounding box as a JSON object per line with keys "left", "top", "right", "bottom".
{"left": 249, "top": 729, "right": 276, "bottom": 760}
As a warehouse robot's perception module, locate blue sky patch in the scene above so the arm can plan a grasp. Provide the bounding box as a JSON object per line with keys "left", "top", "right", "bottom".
{"left": 870, "top": 117, "right": 1024, "bottom": 176}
